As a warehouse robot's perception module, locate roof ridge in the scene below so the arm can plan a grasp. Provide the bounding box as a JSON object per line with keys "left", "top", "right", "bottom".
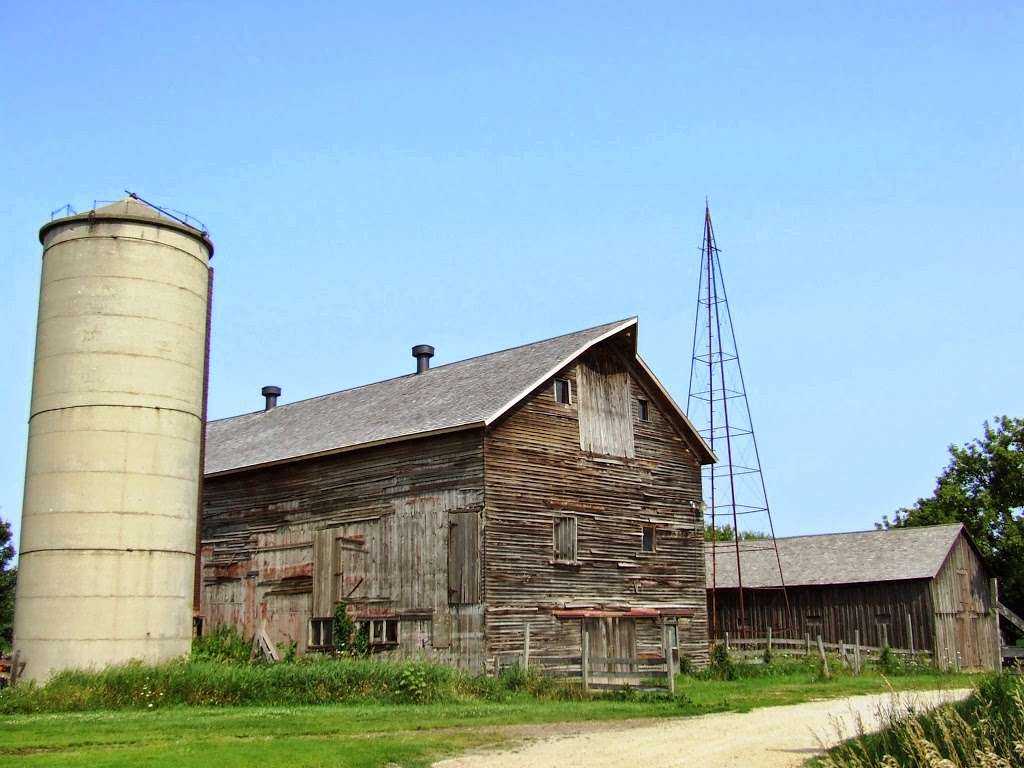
{"left": 208, "top": 316, "right": 637, "bottom": 424}
{"left": 715, "top": 523, "right": 963, "bottom": 545}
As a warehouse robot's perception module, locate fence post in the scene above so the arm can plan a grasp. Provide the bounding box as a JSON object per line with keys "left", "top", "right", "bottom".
{"left": 725, "top": 631, "right": 730, "bottom": 652}
{"left": 582, "top": 630, "right": 590, "bottom": 691}
{"left": 663, "top": 624, "right": 675, "bottom": 694}
{"left": 905, "top": 614, "right": 914, "bottom": 656}
{"left": 991, "top": 577, "right": 1002, "bottom": 673}
{"left": 805, "top": 633, "right": 810, "bottom": 655}
{"left": 524, "top": 623, "right": 531, "bottom": 669}
{"left": 817, "top": 635, "right": 830, "bottom": 679}
{"left": 840, "top": 640, "right": 848, "bottom": 668}
{"left": 767, "top": 625, "right": 772, "bottom": 656}
{"left": 854, "top": 629, "right": 861, "bottom": 675}
{"left": 880, "top": 622, "right": 889, "bottom": 649}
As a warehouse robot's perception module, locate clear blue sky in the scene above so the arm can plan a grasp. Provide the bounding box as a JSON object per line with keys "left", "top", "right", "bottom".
{"left": 1, "top": 2, "right": 1021, "bottom": 551}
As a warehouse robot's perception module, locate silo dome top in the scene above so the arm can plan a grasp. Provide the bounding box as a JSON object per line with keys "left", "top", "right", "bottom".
{"left": 39, "top": 196, "right": 214, "bottom": 256}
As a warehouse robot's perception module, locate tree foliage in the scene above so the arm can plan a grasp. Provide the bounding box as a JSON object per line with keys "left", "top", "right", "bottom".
{"left": 880, "top": 416, "right": 1024, "bottom": 624}
{"left": 703, "top": 523, "right": 770, "bottom": 542}
{"left": 0, "top": 517, "right": 16, "bottom": 652}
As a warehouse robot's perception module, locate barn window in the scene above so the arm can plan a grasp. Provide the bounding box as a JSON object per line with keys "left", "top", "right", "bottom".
{"left": 637, "top": 398, "right": 650, "bottom": 422}
{"left": 309, "top": 617, "right": 334, "bottom": 649}
{"left": 553, "top": 516, "right": 578, "bottom": 563}
{"left": 368, "top": 618, "right": 399, "bottom": 646}
{"left": 641, "top": 525, "right": 656, "bottom": 552}
{"left": 448, "top": 510, "right": 481, "bottom": 605}
{"left": 554, "top": 378, "right": 572, "bottom": 404}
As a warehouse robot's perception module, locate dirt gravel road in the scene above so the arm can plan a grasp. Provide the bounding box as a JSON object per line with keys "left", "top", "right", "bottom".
{"left": 434, "top": 688, "right": 971, "bottom": 768}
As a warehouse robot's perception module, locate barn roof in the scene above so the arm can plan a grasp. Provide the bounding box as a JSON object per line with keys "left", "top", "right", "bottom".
{"left": 206, "top": 317, "right": 714, "bottom": 476}
{"left": 706, "top": 524, "right": 966, "bottom": 588}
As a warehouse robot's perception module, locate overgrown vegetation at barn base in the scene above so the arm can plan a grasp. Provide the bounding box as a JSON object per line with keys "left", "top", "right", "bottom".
{"left": 0, "top": 657, "right": 591, "bottom": 713}
{"left": 0, "top": 647, "right": 975, "bottom": 715}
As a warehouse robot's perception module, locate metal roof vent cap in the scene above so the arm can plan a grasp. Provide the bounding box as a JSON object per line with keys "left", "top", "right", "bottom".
{"left": 412, "top": 345, "right": 435, "bottom": 374}
{"left": 261, "top": 385, "right": 281, "bottom": 410}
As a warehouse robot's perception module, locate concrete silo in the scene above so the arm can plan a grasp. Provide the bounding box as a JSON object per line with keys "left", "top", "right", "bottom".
{"left": 13, "top": 197, "right": 213, "bottom": 682}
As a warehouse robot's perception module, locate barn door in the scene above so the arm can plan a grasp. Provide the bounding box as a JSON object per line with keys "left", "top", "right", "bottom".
{"left": 583, "top": 617, "right": 637, "bottom": 673}
{"left": 447, "top": 510, "right": 480, "bottom": 605}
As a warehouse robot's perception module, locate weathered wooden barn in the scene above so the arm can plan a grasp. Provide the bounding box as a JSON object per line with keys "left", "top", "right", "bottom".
{"left": 199, "top": 318, "right": 715, "bottom": 671}
{"left": 707, "top": 524, "right": 1002, "bottom": 670}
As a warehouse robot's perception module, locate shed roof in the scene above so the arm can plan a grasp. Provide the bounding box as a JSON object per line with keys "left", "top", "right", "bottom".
{"left": 706, "top": 524, "right": 966, "bottom": 588}
{"left": 206, "top": 317, "right": 714, "bottom": 476}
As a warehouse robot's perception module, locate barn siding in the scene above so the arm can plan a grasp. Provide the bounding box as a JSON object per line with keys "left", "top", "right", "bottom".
{"left": 201, "top": 429, "right": 486, "bottom": 669}
{"left": 930, "top": 535, "right": 997, "bottom": 670}
{"left": 483, "top": 344, "right": 708, "bottom": 669}
{"left": 712, "top": 580, "right": 934, "bottom": 652}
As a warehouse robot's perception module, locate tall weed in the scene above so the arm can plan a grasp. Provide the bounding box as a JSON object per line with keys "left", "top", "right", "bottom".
{"left": 819, "top": 674, "right": 1024, "bottom": 768}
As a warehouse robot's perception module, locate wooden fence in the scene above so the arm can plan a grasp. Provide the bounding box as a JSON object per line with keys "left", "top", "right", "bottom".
{"left": 718, "top": 628, "right": 932, "bottom": 675}
{"left": 495, "top": 625, "right": 676, "bottom": 693}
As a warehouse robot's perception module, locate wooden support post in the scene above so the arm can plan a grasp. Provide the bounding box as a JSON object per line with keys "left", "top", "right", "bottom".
{"left": 523, "top": 623, "right": 531, "bottom": 669}
{"left": 725, "top": 631, "right": 730, "bottom": 652}
{"left": 662, "top": 625, "right": 675, "bottom": 694}
{"left": 805, "top": 633, "right": 810, "bottom": 655}
{"left": 817, "top": 635, "right": 830, "bottom": 679}
{"left": 905, "top": 613, "right": 914, "bottom": 655}
{"left": 767, "top": 625, "right": 772, "bottom": 656}
{"left": 991, "top": 577, "right": 1002, "bottom": 673}
{"left": 582, "top": 630, "right": 590, "bottom": 691}
{"left": 880, "top": 622, "right": 889, "bottom": 649}
{"left": 854, "top": 629, "right": 861, "bottom": 675}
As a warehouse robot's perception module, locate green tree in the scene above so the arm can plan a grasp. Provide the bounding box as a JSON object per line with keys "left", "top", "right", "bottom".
{"left": 880, "top": 416, "right": 1024, "bottom": 623}
{"left": 0, "top": 517, "right": 16, "bottom": 651}
{"left": 703, "top": 523, "right": 770, "bottom": 542}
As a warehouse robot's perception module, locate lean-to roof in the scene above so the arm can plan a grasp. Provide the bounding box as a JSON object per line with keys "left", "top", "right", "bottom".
{"left": 706, "top": 523, "right": 966, "bottom": 588}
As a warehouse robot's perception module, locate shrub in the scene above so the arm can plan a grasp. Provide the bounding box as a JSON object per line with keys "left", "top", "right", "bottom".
{"left": 709, "top": 643, "right": 735, "bottom": 681}
{"left": 190, "top": 624, "right": 250, "bottom": 664}
{"left": 876, "top": 645, "right": 899, "bottom": 675}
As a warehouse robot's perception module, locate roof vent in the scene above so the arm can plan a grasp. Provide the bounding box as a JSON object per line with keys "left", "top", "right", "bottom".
{"left": 412, "top": 345, "right": 435, "bottom": 374}
{"left": 261, "top": 385, "right": 281, "bottom": 410}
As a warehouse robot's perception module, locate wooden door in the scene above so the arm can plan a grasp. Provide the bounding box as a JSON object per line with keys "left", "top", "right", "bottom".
{"left": 583, "top": 617, "right": 637, "bottom": 673}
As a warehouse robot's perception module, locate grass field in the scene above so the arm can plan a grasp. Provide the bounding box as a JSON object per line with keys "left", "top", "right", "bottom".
{"left": 0, "top": 670, "right": 981, "bottom": 767}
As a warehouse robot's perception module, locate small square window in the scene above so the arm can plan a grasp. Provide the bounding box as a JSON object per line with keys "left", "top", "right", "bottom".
{"left": 309, "top": 617, "right": 333, "bottom": 649}
{"left": 554, "top": 378, "right": 571, "bottom": 405}
{"left": 641, "top": 525, "right": 656, "bottom": 553}
{"left": 637, "top": 398, "right": 650, "bottom": 422}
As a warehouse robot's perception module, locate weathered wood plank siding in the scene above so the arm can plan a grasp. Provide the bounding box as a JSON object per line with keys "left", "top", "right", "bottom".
{"left": 483, "top": 344, "right": 708, "bottom": 668}
{"left": 201, "top": 429, "right": 486, "bottom": 668}
{"left": 712, "top": 581, "right": 933, "bottom": 651}
{"left": 930, "top": 534, "right": 997, "bottom": 670}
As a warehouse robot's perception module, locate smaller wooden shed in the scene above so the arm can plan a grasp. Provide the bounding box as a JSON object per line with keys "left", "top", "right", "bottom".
{"left": 707, "top": 524, "right": 1001, "bottom": 670}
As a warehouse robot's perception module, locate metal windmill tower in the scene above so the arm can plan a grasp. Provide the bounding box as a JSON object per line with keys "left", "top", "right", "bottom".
{"left": 686, "top": 203, "right": 788, "bottom": 640}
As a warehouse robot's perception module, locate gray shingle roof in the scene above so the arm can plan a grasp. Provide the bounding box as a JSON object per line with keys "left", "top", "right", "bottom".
{"left": 706, "top": 524, "right": 965, "bottom": 588}
{"left": 206, "top": 318, "right": 643, "bottom": 475}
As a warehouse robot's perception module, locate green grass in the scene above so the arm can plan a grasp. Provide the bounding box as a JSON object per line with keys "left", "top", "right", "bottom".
{"left": 0, "top": 661, "right": 981, "bottom": 768}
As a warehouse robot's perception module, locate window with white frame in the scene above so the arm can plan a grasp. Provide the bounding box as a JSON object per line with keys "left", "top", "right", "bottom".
{"left": 554, "top": 377, "right": 572, "bottom": 405}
